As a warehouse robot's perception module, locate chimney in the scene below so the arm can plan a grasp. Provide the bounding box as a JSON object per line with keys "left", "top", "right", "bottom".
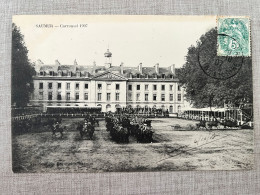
{"left": 55, "top": 60, "right": 60, "bottom": 66}
{"left": 120, "top": 62, "right": 124, "bottom": 74}
{"left": 170, "top": 64, "right": 175, "bottom": 75}
{"left": 154, "top": 63, "right": 159, "bottom": 74}
{"left": 138, "top": 63, "right": 143, "bottom": 74}
{"left": 74, "top": 59, "right": 78, "bottom": 65}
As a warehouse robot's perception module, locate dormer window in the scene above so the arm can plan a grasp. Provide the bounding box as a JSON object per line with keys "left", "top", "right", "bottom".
{"left": 40, "top": 71, "right": 44, "bottom": 76}
{"left": 67, "top": 71, "right": 72, "bottom": 77}
{"left": 76, "top": 71, "right": 81, "bottom": 77}
{"left": 129, "top": 73, "right": 132, "bottom": 79}
{"left": 154, "top": 74, "right": 157, "bottom": 79}
{"left": 58, "top": 70, "right": 62, "bottom": 77}
{"left": 136, "top": 74, "right": 140, "bottom": 78}
{"left": 50, "top": 71, "right": 54, "bottom": 76}
{"left": 85, "top": 72, "right": 89, "bottom": 78}
{"left": 162, "top": 74, "right": 165, "bottom": 79}
{"left": 146, "top": 74, "right": 149, "bottom": 79}
{"left": 170, "top": 75, "right": 174, "bottom": 79}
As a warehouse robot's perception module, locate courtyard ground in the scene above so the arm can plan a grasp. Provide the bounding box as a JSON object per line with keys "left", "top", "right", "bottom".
{"left": 12, "top": 118, "right": 254, "bottom": 173}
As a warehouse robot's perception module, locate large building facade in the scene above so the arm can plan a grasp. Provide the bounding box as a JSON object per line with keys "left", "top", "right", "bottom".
{"left": 30, "top": 49, "right": 186, "bottom": 114}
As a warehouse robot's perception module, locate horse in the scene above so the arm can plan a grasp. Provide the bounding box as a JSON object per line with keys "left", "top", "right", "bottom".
{"left": 221, "top": 119, "right": 239, "bottom": 129}
{"left": 78, "top": 122, "right": 95, "bottom": 140}
{"left": 207, "top": 120, "right": 220, "bottom": 130}
{"left": 117, "top": 126, "right": 129, "bottom": 143}
{"left": 52, "top": 122, "right": 65, "bottom": 138}
{"left": 196, "top": 120, "right": 207, "bottom": 130}
{"left": 139, "top": 124, "right": 153, "bottom": 143}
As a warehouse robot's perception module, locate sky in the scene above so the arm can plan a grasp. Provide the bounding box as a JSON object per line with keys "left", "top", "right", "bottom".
{"left": 13, "top": 15, "right": 216, "bottom": 68}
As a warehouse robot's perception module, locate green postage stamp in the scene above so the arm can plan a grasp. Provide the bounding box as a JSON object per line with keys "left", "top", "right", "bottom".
{"left": 217, "top": 16, "right": 250, "bottom": 56}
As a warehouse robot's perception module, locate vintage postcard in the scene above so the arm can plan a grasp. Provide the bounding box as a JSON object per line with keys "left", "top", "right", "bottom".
{"left": 11, "top": 15, "right": 253, "bottom": 173}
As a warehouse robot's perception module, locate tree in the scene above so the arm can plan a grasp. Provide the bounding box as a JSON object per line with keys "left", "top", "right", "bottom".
{"left": 177, "top": 28, "right": 253, "bottom": 108}
{"left": 12, "top": 23, "right": 35, "bottom": 107}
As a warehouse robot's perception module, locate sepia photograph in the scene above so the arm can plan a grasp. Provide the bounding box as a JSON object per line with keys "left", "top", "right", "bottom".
{"left": 11, "top": 15, "right": 253, "bottom": 173}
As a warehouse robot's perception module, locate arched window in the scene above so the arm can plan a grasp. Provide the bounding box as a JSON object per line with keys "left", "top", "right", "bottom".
{"left": 169, "top": 106, "right": 173, "bottom": 113}
{"left": 178, "top": 105, "right": 181, "bottom": 113}
{"left": 161, "top": 105, "right": 165, "bottom": 111}
{"left": 106, "top": 104, "right": 111, "bottom": 112}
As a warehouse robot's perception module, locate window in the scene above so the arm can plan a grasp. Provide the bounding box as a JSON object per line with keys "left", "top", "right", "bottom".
{"left": 76, "top": 72, "right": 80, "bottom": 77}
{"left": 128, "top": 85, "right": 132, "bottom": 91}
{"left": 145, "top": 85, "right": 148, "bottom": 91}
{"left": 39, "top": 92, "right": 43, "bottom": 100}
{"left": 66, "top": 93, "right": 70, "bottom": 100}
{"left": 137, "top": 74, "right": 140, "bottom": 78}
{"left": 128, "top": 93, "right": 132, "bottom": 101}
{"left": 153, "top": 94, "right": 157, "bottom": 101}
{"left": 178, "top": 94, "right": 181, "bottom": 101}
{"left": 178, "top": 105, "right": 181, "bottom": 113}
{"left": 85, "top": 83, "right": 88, "bottom": 89}
{"left": 178, "top": 85, "right": 181, "bottom": 91}
{"left": 162, "top": 74, "right": 165, "bottom": 79}
{"left": 161, "top": 94, "right": 165, "bottom": 101}
{"left": 75, "top": 83, "right": 79, "bottom": 90}
{"left": 48, "top": 92, "right": 52, "bottom": 100}
{"left": 66, "top": 83, "right": 70, "bottom": 90}
{"left": 107, "top": 84, "right": 111, "bottom": 90}
{"left": 40, "top": 71, "right": 44, "bottom": 76}
{"left": 153, "top": 85, "right": 157, "bottom": 91}
{"left": 170, "top": 94, "right": 173, "bottom": 101}
{"left": 170, "top": 85, "right": 173, "bottom": 91}
{"left": 58, "top": 71, "right": 62, "bottom": 76}
{"left": 98, "top": 84, "right": 102, "bottom": 90}
{"left": 136, "top": 93, "right": 140, "bottom": 101}
{"left": 50, "top": 71, "right": 54, "bottom": 76}
{"left": 39, "top": 83, "right": 43, "bottom": 89}
{"left": 58, "top": 83, "right": 61, "bottom": 89}
{"left": 107, "top": 93, "right": 111, "bottom": 101}
{"left": 116, "top": 84, "right": 120, "bottom": 90}
{"left": 57, "top": 92, "right": 61, "bottom": 100}
{"left": 145, "top": 94, "right": 148, "bottom": 101}
{"left": 116, "top": 93, "right": 120, "bottom": 101}
{"left": 98, "top": 93, "right": 102, "bottom": 101}
{"left": 48, "top": 83, "right": 52, "bottom": 89}
{"left": 84, "top": 93, "right": 88, "bottom": 100}
{"left": 169, "top": 106, "right": 173, "bottom": 113}
{"left": 137, "top": 85, "right": 140, "bottom": 90}
{"left": 161, "top": 85, "right": 165, "bottom": 91}
{"left": 75, "top": 93, "right": 79, "bottom": 100}
{"left": 68, "top": 72, "right": 71, "bottom": 77}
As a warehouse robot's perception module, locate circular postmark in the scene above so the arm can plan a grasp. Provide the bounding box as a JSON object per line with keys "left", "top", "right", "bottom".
{"left": 197, "top": 33, "right": 245, "bottom": 80}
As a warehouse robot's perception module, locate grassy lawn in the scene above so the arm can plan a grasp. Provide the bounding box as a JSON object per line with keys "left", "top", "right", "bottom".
{"left": 12, "top": 118, "right": 254, "bottom": 173}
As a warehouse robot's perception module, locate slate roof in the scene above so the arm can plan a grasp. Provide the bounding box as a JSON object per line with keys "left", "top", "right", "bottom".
{"left": 36, "top": 63, "right": 178, "bottom": 79}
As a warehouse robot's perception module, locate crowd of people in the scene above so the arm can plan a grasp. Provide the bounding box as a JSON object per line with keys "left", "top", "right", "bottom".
{"left": 115, "top": 107, "right": 169, "bottom": 117}
{"left": 12, "top": 116, "right": 62, "bottom": 134}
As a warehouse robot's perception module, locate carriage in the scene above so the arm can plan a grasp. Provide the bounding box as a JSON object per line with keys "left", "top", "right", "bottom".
{"left": 105, "top": 114, "right": 154, "bottom": 143}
